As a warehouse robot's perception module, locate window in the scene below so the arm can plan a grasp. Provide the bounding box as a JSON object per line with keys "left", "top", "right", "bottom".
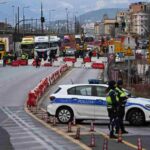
{"left": 68, "top": 86, "right": 92, "bottom": 96}
{"left": 68, "top": 87, "right": 76, "bottom": 95}
{"left": 95, "top": 86, "right": 107, "bottom": 97}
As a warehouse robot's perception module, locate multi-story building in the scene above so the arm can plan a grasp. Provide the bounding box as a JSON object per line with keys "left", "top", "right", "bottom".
{"left": 129, "top": 2, "right": 150, "bottom": 36}
{"left": 132, "top": 12, "right": 149, "bottom": 36}
{"left": 116, "top": 10, "right": 129, "bottom": 33}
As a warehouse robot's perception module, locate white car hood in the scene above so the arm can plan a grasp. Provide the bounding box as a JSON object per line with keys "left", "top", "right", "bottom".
{"left": 127, "top": 97, "right": 150, "bottom": 105}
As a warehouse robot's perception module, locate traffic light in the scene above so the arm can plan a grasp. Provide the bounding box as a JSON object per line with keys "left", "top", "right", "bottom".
{"left": 115, "top": 22, "right": 119, "bottom": 28}
{"left": 41, "top": 17, "right": 45, "bottom": 23}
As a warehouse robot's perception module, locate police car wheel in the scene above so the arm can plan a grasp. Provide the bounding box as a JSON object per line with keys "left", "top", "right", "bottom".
{"left": 128, "top": 109, "right": 145, "bottom": 126}
{"left": 56, "top": 107, "right": 73, "bottom": 124}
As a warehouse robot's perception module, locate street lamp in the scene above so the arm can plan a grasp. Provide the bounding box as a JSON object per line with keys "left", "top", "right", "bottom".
{"left": 23, "top": 6, "right": 29, "bottom": 33}
{"left": 66, "top": 8, "right": 69, "bottom": 34}
{"left": 49, "top": 9, "right": 55, "bottom": 33}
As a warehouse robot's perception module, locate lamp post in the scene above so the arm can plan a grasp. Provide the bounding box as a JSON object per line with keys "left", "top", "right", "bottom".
{"left": 66, "top": 8, "right": 69, "bottom": 34}
{"left": 49, "top": 9, "right": 55, "bottom": 33}
{"left": 23, "top": 6, "right": 29, "bottom": 33}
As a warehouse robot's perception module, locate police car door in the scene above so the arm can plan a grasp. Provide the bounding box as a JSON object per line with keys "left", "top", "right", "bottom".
{"left": 93, "top": 85, "right": 108, "bottom": 119}
{"left": 68, "top": 85, "right": 95, "bottom": 118}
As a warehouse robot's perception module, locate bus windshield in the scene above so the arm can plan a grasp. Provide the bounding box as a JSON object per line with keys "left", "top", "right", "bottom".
{"left": 35, "top": 43, "right": 49, "bottom": 49}
{"left": 0, "top": 44, "right": 5, "bottom": 51}
{"left": 50, "top": 42, "right": 59, "bottom": 47}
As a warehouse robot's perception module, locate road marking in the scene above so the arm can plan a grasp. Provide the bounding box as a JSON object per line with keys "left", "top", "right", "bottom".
{"left": 1, "top": 107, "right": 66, "bottom": 150}
{"left": 79, "top": 125, "right": 146, "bottom": 150}
{"left": 25, "top": 107, "right": 91, "bottom": 150}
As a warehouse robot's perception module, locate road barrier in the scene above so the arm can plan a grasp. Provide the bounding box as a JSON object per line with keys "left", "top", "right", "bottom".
{"left": 11, "top": 60, "right": 20, "bottom": 66}
{"left": 92, "top": 63, "right": 105, "bottom": 69}
{"left": 26, "top": 64, "right": 69, "bottom": 108}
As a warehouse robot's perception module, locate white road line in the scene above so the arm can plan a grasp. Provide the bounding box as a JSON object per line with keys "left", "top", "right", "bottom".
{"left": 1, "top": 106, "right": 66, "bottom": 150}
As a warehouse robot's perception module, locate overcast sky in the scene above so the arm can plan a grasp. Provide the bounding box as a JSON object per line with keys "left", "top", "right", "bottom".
{"left": 0, "top": 0, "right": 147, "bottom": 23}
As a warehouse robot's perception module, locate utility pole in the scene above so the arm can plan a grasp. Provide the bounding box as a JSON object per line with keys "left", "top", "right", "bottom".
{"left": 41, "top": 2, "right": 44, "bottom": 33}
{"left": 66, "top": 8, "right": 69, "bottom": 34}
{"left": 17, "top": 6, "right": 20, "bottom": 33}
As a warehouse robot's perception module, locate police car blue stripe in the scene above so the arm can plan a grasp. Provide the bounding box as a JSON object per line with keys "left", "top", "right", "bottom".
{"left": 126, "top": 102, "right": 150, "bottom": 111}
{"left": 52, "top": 98, "right": 150, "bottom": 111}
{"left": 52, "top": 98, "right": 107, "bottom": 106}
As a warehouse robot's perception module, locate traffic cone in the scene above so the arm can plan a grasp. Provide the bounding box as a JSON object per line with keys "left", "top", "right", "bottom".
{"left": 75, "top": 127, "right": 80, "bottom": 140}
{"left": 137, "top": 138, "right": 142, "bottom": 150}
{"left": 89, "top": 133, "right": 96, "bottom": 147}
{"left": 103, "top": 138, "right": 108, "bottom": 150}
{"left": 52, "top": 116, "right": 57, "bottom": 126}
{"left": 90, "top": 121, "right": 95, "bottom": 132}
{"left": 72, "top": 117, "right": 76, "bottom": 126}
{"left": 67, "top": 122, "right": 72, "bottom": 132}
{"left": 118, "top": 129, "right": 122, "bottom": 143}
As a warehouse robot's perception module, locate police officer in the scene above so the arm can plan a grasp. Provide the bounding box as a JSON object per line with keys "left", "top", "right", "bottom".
{"left": 106, "top": 80, "right": 119, "bottom": 138}
{"left": 115, "top": 80, "right": 128, "bottom": 134}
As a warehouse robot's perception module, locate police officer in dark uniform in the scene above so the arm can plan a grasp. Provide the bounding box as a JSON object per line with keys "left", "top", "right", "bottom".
{"left": 115, "top": 80, "right": 128, "bottom": 134}
{"left": 106, "top": 80, "right": 119, "bottom": 138}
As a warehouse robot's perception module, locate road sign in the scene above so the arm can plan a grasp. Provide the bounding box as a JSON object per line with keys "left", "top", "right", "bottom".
{"left": 124, "top": 47, "right": 133, "bottom": 56}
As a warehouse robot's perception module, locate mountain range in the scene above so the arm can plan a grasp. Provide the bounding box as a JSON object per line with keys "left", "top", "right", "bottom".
{"left": 78, "top": 8, "right": 126, "bottom": 23}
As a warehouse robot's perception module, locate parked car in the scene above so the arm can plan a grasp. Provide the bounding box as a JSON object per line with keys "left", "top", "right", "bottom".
{"left": 47, "top": 84, "right": 150, "bottom": 125}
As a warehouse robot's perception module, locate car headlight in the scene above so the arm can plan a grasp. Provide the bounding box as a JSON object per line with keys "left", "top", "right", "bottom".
{"left": 145, "top": 104, "right": 150, "bottom": 109}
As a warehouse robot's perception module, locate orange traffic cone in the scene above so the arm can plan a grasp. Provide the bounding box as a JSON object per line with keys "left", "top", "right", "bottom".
{"left": 118, "top": 129, "right": 122, "bottom": 143}
{"left": 72, "top": 117, "right": 76, "bottom": 126}
{"left": 137, "top": 138, "right": 142, "bottom": 150}
{"left": 89, "top": 133, "right": 96, "bottom": 147}
{"left": 90, "top": 121, "right": 95, "bottom": 132}
{"left": 75, "top": 127, "right": 80, "bottom": 140}
{"left": 67, "top": 122, "right": 72, "bottom": 132}
{"left": 52, "top": 116, "right": 57, "bottom": 126}
{"left": 103, "top": 138, "right": 108, "bottom": 150}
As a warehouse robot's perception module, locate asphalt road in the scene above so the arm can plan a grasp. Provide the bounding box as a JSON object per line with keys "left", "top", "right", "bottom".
{"left": 0, "top": 66, "right": 83, "bottom": 150}
{"left": 41, "top": 67, "right": 150, "bottom": 150}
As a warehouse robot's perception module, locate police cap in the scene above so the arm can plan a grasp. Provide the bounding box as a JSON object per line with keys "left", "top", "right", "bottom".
{"left": 108, "top": 80, "right": 116, "bottom": 87}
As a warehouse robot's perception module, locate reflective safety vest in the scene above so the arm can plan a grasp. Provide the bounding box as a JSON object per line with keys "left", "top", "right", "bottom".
{"left": 115, "top": 87, "right": 127, "bottom": 106}
{"left": 106, "top": 89, "right": 119, "bottom": 108}
{"left": 115, "top": 87, "right": 127, "bottom": 98}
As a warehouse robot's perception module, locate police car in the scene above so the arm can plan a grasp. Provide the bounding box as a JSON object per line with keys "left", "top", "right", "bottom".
{"left": 47, "top": 84, "right": 150, "bottom": 126}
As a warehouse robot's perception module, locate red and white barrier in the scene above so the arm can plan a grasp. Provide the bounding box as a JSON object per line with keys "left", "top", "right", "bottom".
{"left": 26, "top": 64, "right": 69, "bottom": 109}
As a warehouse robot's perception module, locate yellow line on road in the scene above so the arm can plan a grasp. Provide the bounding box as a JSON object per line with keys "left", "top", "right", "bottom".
{"left": 79, "top": 125, "right": 146, "bottom": 150}
{"left": 25, "top": 107, "right": 91, "bottom": 150}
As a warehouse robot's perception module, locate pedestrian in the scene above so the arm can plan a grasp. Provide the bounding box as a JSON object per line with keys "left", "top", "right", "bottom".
{"left": 115, "top": 80, "right": 128, "bottom": 134}
{"left": 88, "top": 50, "right": 93, "bottom": 59}
{"left": 35, "top": 55, "right": 40, "bottom": 68}
{"left": 106, "top": 80, "right": 119, "bottom": 138}
{"left": 3, "top": 55, "right": 6, "bottom": 67}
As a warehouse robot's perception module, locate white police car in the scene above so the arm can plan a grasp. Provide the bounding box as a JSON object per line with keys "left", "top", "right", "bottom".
{"left": 47, "top": 84, "right": 150, "bottom": 125}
